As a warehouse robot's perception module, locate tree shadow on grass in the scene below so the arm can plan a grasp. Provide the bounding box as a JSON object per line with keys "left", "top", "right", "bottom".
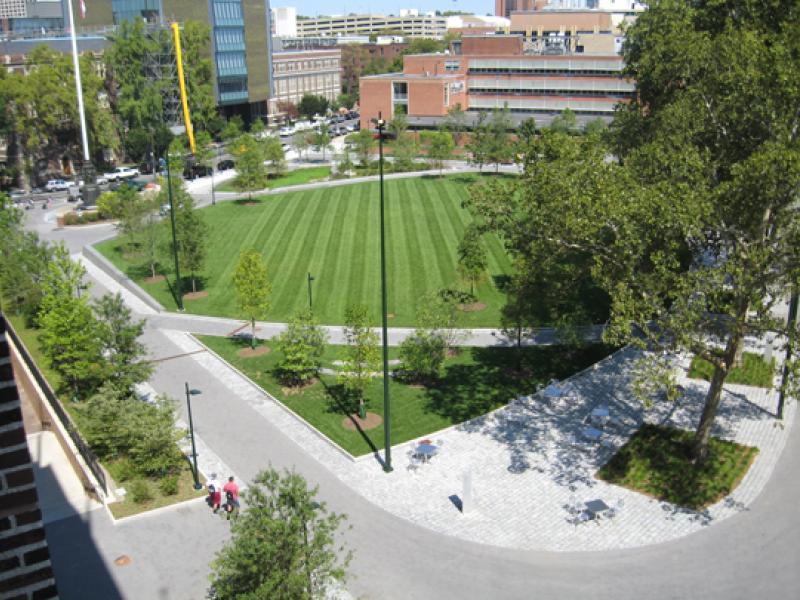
{"left": 318, "top": 378, "right": 380, "bottom": 457}
{"left": 425, "top": 344, "right": 619, "bottom": 426}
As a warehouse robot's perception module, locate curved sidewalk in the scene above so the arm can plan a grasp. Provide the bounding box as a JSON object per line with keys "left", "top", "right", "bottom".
{"left": 162, "top": 326, "right": 794, "bottom": 552}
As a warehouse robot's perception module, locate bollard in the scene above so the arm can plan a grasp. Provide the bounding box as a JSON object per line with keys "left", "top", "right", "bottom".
{"left": 462, "top": 468, "right": 474, "bottom": 514}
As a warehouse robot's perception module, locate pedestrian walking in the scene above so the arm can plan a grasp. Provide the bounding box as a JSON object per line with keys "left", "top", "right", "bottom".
{"left": 222, "top": 476, "right": 240, "bottom": 519}
{"left": 207, "top": 473, "right": 221, "bottom": 513}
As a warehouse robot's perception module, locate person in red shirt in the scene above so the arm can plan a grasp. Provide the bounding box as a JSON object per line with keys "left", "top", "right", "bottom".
{"left": 222, "top": 476, "right": 240, "bottom": 513}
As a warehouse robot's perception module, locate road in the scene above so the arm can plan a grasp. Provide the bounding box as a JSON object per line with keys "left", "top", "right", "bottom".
{"left": 21, "top": 179, "right": 800, "bottom": 600}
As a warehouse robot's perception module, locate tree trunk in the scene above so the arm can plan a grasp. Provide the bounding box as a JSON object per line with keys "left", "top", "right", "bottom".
{"left": 733, "top": 336, "right": 745, "bottom": 368}
{"left": 692, "top": 336, "right": 738, "bottom": 462}
{"left": 192, "top": 276, "right": 197, "bottom": 293}
{"left": 150, "top": 263, "right": 156, "bottom": 278}
{"left": 251, "top": 319, "right": 256, "bottom": 349}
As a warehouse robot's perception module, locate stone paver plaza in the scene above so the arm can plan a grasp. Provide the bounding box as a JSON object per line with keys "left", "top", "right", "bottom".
{"left": 161, "top": 328, "right": 794, "bottom": 552}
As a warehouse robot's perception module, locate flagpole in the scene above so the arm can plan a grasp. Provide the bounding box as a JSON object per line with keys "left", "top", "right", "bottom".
{"left": 66, "top": 0, "right": 91, "bottom": 164}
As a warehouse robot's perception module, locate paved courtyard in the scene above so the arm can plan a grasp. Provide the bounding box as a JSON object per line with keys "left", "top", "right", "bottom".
{"left": 157, "top": 328, "right": 794, "bottom": 553}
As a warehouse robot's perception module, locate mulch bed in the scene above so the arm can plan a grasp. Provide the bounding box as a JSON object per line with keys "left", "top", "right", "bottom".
{"left": 143, "top": 275, "right": 166, "bottom": 284}
{"left": 183, "top": 291, "right": 209, "bottom": 301}
{"left": 341, "top": 412, "right": 383, "bottom": 431}
{"left": 457, "top": 302, "right": 487, "bottom": 312}
{"left": 237, "top": 346, "right": 271, "bottom": 358}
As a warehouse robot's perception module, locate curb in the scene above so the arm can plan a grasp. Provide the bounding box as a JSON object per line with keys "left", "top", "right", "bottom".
{"left": 82, "top": 243, "right": 165, "bottom": 313}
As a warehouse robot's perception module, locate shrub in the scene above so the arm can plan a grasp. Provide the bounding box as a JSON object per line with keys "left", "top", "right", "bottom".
{"left": 96, "top": 191, "right": 121, "bottom": 219}
{"left": 399, "top": 330, "right": 446, "bottom": 383}
{"left": 109, "top": 457, "right": 137, "bottom": 482}
{"left": 63, "top": 212, "right": 79, "bottom": 225}
{"left": 159, "top": 474, "right": 179, "bottom": 496}
{"left": 128, "top": 479, "right": 153, "bottom": 504}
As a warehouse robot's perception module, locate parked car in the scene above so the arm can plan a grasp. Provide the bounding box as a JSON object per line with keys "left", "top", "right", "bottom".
{"left": 45, "top": 179, "right": 70, "bottom": 192}
{"left": 217, "top": 159, "right": 235, "bottom": 171}
{"left": 104, "top": 166, "right": 140, "bottom": 182}
{"left": 345, "top": 124, "right": 355, "bottom": 133}
{"left": 183, "top": 164, "right": 213, "bottom": 180}
{"left": 110, "top": 179, "right": 147, "bottom": 192}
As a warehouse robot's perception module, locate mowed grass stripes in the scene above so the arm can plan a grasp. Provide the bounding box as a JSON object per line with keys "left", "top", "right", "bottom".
{"left": 95, "top": 175, "right": 514, "bottom": 327}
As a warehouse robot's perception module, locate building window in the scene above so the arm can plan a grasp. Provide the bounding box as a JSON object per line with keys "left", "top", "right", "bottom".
{"left": 392, "top": 81, "right": 408, "bottom": 102}
{"left": 445, "top": 60, "right": 460, "bottom": 72}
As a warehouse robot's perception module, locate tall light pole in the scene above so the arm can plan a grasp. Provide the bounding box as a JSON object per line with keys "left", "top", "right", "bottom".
{"left": 307, "top": 272, "right": 314, "bottom": 310}
{"left": 373, "top": 113, "right": 393, "bottom": 473}
{"left": 165, "top": 152, "right": 184, "bottom": 311}
{"left": 185, "top": 383, "right": 203, "bottom": 490}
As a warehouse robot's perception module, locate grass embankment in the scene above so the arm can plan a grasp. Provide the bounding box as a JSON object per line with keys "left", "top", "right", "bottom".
{"left": 597, "top": 424, "right": 758, "bottom": 510}
{"left": 216, "top": 166, "right": 332, "bottom": 192}
{"left": 97, "top": 174, "right": 516, "bottom": 327}
{"left": 689, "top": 352, "right": 774, "bottom": 388}
{"left": 199, "top": 334, "right": 616, "bottom": 456}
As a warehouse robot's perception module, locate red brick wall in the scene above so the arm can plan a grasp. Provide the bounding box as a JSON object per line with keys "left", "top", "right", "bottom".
{"left": 461, "top": 35, "right": 523, "bottom": 56}
{"left": 359, "top": 78, "right": 394, "bottom": 129}
{"left": 0, "top": 317, "right": 58, "bottom": 600}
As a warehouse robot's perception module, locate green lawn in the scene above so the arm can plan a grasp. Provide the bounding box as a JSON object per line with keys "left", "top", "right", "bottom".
{"left": 597, "top": 424, "right": 758, "bottom": 509}
{"left": 97, "top": 174, "right": 517, "bottom": 327}
{"left": 216, "top": 166, "right": 331, "bottom": 192}
{"left": 689, "top": 352, "right": 774, "bottom": 388}
{"left": 198, "top": 334, "right": 617, "bottom": 456}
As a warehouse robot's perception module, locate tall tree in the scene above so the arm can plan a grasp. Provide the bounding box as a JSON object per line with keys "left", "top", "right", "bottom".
{"left": 231, "top": 133, "right": 268, "bottom": 199}
{"left": 456, "top": 224, "right": 488, "bottom": 297}
{"left": 292, "top": 131, "right": 311, "bottom": 160}
{"left": 469, "top": 0, "right": 800, "bottom": 462}
{"left": 221, "top": 115, "right": 244, "bottom": 142}
{"left": 38, "top": 244, "right": 103, "bottom": 396}
{"left": 422, "top": 131, "right": 454, "bottom": 176}
{"left": 486, "top": 106, "right": 514, "bottom": 172}
{"left": 345, "top": 130, "right": 375, "bottom": 168}
{"left": 466, "top": 112, "right": 490, "bottom": 173}
{"left": 174, "top": 192, "right": 208, "bottom": 294}
{"left": 210, "top": 468, "right": 351, "bottom": 600}
{"left": 277, "top": 309, "right": 328, "bottom": 386}
{"left": 262, "top": 136, "right": 287, "bottom": 177}
{"left": 338, "top": 305, "right": 380, "bottom": 419}
{"left": 0, "top": 195, "right": 50, "bottom": 324}
{"left": 549, "top": 108, "right": 578, "bottom": 135}
{"left": 442, "top": 104, "right": 468, "bottom": 146}
{"left": 7, "top": 46, "right": 118, "bottom": 180}
{"left": 392, "top": 132, "right": 419, "bottom": 172}
{"left": 312, "top": 123, "right": 333, "bottom": 161}
{"left": 233, "top": 249, "right": 271, "bottom": 349}
{"left": 93, "top": 293, "right": 152, "bottom": 393}
{"left": 298, "top": 94, "right": 329, "bottom": 120}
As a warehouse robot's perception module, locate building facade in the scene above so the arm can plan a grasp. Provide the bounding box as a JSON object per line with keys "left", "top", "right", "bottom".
{"left": 74, "top": 0, "right": 274, "bottom": 119}
{"left": 296, "top": 13, "right": 447, "bottom": 39}
{"left": 269, "top": 48, "right": 340, "bottom": 115}
{"left": 359, "top": 34, "right": 635, "bottom": 131}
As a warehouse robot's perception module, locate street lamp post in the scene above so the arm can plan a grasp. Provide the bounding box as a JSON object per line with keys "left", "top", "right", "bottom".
{"left": 165, "top": 152, "right": 184, "bottom": 311}
{"left": 185, "top": 382, "right": 203, "bottom": 490}
{"left": 778, "top": 289, "right": 798, "bottom": 419}
{"left": 373, "top": 113, "right": 392, "bottom": 473}
{"left": 307, "top": 272, "right": 314, "bottom": 310}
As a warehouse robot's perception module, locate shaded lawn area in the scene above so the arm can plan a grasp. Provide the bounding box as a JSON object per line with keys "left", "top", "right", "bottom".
{"left": 198, "top": 334, "right": 617, "bottom": 456}
{"left": 216, "top": 166, "right": 331, "bottom": 192}
{"left": 597, "top": 424, "right": 758, "bottom": 510}
{"left": 689, "top": 352, "right": 774, "bottom": 388}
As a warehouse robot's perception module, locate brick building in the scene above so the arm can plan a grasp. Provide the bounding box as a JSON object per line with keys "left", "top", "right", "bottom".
{"left": 0, "top": 316, "right": 58, "bottom": 600}
{"left": 359, "top": 33, "right": 634, "bottom": 131}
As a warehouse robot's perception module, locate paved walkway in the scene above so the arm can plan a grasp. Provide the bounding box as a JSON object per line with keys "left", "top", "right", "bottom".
{"left": 157, "top": 329, "right": 795, "bottom": 552}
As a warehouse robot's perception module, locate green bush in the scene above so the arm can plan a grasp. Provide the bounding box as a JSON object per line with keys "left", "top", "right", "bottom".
{"left": 83, "top": 384, "right": 183, "bottom": 477}
{"left": 158, "top": 474, "right": 179, "bottom": 496}
{"left": 96, "top": 191, "right": 121, "bottom": 219}
{"left": 128, "top": 479, "right": 153, "bottom": 504}
{"left": 63, "top": 212, "right": 79, "bottom": 225}
{"left": 108, "top": 457, "right": 137, "bottom": 482}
